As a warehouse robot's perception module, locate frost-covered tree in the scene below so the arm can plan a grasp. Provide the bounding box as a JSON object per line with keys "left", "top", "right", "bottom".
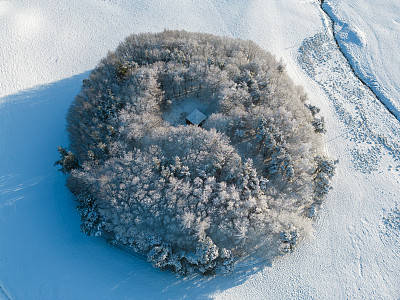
{"left": 54, "top": 146, "right": 80, "bottom": 174}
{"left": 58, "top": 30, "right": 335, "bottom": 275}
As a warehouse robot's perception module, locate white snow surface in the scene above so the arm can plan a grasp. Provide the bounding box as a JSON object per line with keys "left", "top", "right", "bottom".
{"left": 1, "top": 0, "right": 400, "bottom": 299}
{"left": 323, "top": 0, "right": 400, "bottom": 120}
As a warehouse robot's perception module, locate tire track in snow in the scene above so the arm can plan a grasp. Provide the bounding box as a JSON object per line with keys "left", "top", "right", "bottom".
{"left": 0, "top": 285, "right": 11, "bottom": 300}
{"left": 319, "top": 0, "right": 400, "bottom": 123}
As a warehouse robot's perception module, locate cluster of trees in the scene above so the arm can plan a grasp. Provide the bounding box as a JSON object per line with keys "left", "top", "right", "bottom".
{"left": 59, "top": 30, "right": 335, "bottom": 274}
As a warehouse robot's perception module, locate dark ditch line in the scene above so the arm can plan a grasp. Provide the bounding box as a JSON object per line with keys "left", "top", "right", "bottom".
{"left": 319, "top": 0, "right": 400, "bottom": 122}
{"left": 0, "top": 285, "right": 11, "bottom": 300}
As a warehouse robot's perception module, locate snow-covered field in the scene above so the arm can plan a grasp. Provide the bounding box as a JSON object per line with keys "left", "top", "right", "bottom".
{"left": 1, "top": 0, "right": 399, "bottom": 299}
{"left": 323, "top": 0, "right": 400, "bottom": 120}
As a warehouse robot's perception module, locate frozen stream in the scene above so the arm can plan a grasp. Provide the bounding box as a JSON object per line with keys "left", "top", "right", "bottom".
{"left": 319, "top": 0, "right": 399, "bottom": 121}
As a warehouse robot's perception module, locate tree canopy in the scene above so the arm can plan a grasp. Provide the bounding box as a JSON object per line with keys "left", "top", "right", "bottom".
{"left": 60, "top": 30, "right": 334, "bottom": 274}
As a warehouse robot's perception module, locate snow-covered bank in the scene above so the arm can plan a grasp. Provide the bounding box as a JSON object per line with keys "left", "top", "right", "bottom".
{"left": 322, "top": 0, "right": 400, "bottom": 120}
{"left": 1, "top": 0, "right": 400, "bottom": 298}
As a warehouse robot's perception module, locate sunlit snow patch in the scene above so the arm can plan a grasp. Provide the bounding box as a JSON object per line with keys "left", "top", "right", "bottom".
{"left": 14, "top": 9, "right": 44, "bottom": 38}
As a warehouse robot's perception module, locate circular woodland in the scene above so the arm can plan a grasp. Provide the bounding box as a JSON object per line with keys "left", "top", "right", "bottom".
{"left": 63, "top": 30, "right": 334, "bottom": 274}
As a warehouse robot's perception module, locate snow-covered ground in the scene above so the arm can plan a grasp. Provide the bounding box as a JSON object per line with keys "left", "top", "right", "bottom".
{"left": 322, "top": 0, "right": 400, "bottom": 120}
{"left": 1, "top": 0, "right": 400, "bottom": 299}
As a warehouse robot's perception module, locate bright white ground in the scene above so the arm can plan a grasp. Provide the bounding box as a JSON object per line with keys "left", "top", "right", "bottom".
{"left": 323, "top": 0, "right": 400, "bottom": 120}
{"left": 1, "top": 0, "right": 399, "bottom": 299}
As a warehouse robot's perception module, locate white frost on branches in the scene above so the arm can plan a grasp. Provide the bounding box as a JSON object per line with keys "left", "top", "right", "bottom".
{"left": 61, "top": 30, "right": 335, "bottom": 274}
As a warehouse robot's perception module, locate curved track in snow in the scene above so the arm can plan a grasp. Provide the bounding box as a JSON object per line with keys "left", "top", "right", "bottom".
{"left": 319, "top": 0, "right": 400, "bottom": 122}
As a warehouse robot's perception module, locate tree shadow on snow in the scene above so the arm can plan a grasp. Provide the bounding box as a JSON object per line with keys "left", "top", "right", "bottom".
{"left": 163, "top": 259, "right": 272, "bottom": 299}
{"left": 0, "top": 73, "right": 273, "bottom": 299}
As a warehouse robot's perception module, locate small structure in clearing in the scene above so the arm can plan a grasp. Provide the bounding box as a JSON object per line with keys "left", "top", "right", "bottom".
{"left": 61, "top": 30, "right": 333, "bottom": 275}
{"left": 186, "top": 109, "right": 206, "bottom": 126}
